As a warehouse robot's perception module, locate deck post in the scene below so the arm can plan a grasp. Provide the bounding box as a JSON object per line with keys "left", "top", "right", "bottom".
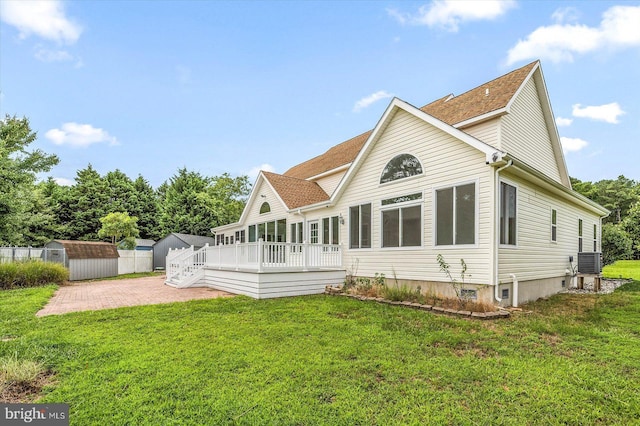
{"left": 258, "top": 238, "right": 264, "bottom": 272}
{"left": 235, "top": 241, "right": 239, "bottom": 271}
{"left": 303, "top": 240, "right": 308, "bottom": 272}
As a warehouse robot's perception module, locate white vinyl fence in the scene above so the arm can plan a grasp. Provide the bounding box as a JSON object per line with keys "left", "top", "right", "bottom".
{"left": 117, "top": 250, "right": 153, "bottom": 274}
{"left": 0, "top": 247, "right": 66, "bottom": 263}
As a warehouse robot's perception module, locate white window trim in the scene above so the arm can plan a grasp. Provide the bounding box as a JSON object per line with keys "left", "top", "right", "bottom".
{"left": 550, "top": 208, "right": 558, "bottom": 244}
{"left": 348, "top": 202, "right": 374, "bottom": 251}
{"left": 432, "top": 179, "right": 479, "bottom": 249}
{"left": 380, "top": 199, "right": 424, "bottom": 250}
{"left": 498, "top": 178, "right": 519, "bottom": 249}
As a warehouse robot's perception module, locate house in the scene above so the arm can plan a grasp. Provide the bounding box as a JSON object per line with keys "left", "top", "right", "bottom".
{"left": 169, "top": 60, "right": 608, "bottom": 305}
{"left": 44, "top": 240, "right": 119, "bottom": 281}
{"left": 153, "top": 233, "right": 216, "bottom": 270}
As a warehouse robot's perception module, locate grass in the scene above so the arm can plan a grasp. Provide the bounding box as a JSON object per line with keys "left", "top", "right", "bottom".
{"left": 603, "top": 260, "right": 640, "bottom": 280}
{"left": 1, "top": 282, "right": 640, "bottom": 424}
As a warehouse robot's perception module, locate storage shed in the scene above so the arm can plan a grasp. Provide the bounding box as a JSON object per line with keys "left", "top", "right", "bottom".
{"left": 44, "top": 240, "right": 119, "bottom": 281}
{"left": 153, "top": 233, "right": 215, "bottom": 270}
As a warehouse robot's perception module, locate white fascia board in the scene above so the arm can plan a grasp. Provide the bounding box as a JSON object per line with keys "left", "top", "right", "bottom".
{"left": 306, "top": 163, "right": 351, "bottom": 181}
{"left": 505, "top": 155, "right": 609, "bottom": 217}
{"left": 213, "top": 222, "right": 241, "bottom": 232}
{"left": 453, "top": 108, "right": 508, "bottom": 129}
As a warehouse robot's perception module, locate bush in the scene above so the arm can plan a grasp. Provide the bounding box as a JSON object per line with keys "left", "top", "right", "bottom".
{"left": 0, "top": 261, "right": 68, "bottom": 290}
{"left": 602, "top": 223, "right": 634, "bottom": 265}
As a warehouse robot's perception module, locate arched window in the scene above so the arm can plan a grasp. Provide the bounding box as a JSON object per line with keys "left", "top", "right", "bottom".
{"left": 259, "top": 202, "right": 271, "bottom": 214}
{"left": 380, "top": 154, "right": 423, "bottom": 184}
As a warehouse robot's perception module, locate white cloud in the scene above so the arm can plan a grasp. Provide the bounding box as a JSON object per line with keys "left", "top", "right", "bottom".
{"left": 53, "top": 177, "right": 75, "bottom": 186}
{"left": 45, "top": 123, "right": 118, "bottom": 148}
{"left": 572, "top": 103, "right": 625, "bottom": 124}
{"left": 247, "top": 164, "right": 276, "bottom": 181}
{"left": 34, "top": 46, "right": 73, "bottom": 62}
{"left": 0, "top": 0, "right": 82, "bottom": 44}
{"left": 353, "top": 91, "right": 393, "bottom": 112}
{"left": 388, "top": 0, "right": 515, "bottom": 32}
{"left": 506, "top": 5, "right": 640, "bottom": 65}
{"left": 560, "top": 137, "right": 588, "bottom": 153}
{"left": 551, "top": 7, "right": 580, "bottom": 24}
{"left": 555, "top": 117, "right": 573, "bottom": 127}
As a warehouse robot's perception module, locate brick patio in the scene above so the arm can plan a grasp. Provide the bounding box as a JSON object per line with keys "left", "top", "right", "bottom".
{"left": 36, "top": 275, "right": 233, "bottom": 316}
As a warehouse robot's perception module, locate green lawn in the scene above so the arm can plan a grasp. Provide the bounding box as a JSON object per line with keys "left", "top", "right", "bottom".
{"left": 1, "top": 283, "right": 640, "bottom": 425}
{"left": 603, "top": 260, "right": 640, "bottom": 280}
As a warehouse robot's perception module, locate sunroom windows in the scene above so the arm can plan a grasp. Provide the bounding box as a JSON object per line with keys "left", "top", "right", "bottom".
{"left": 435, "top": 183, "right": 476, "bottom": 246}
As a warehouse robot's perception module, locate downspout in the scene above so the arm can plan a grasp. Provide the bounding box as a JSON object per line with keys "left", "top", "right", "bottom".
{"left": 509, "top": 273, "right": 518, "bottom": 308}
{"left": 493, "top": 159, "right": 513, "bottom": 303}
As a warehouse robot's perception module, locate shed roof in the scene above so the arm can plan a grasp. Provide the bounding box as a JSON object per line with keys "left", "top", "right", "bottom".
{"left": 53, "top": 240, "right": 119, "bottom": 259}
{"left": 135, "top": 239, "right": 156, "bottom": 247}
{"left": 170, "top": 233, "right": 216, "bottom": 247}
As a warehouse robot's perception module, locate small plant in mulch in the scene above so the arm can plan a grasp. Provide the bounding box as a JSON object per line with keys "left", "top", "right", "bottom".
{"left": 0, "top": 355, "right": 55, "bottom": 403}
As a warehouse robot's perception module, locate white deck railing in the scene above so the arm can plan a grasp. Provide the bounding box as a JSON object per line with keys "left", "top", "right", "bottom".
{"left": 207, "top": 240, "right": 342, "bottom": 272}
{"left": 166, "top": 240, "right": 342, "bottom": 288}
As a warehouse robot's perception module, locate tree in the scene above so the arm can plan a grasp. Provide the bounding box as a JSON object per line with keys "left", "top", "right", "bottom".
{"left": 572, "top": 176, "right": 640, "bottom": 224}
{"left": 0, "top": 115, "right": 59, "bottom": 245}
{"left": 62, "top": 164, "right": 110, "bottom": 240}
{"left": 98, "top": 212, "right": 139, "bottom": 249}
{"left": 158, "top": 168, "right": 249, "bottom": 236}
{"left": 131, "top": 175, "right": 160, "bottom": 240}
{"left": 623, "top": 201, "right": 640, "bottom": 258}
{"left": 601, "top": 223, "right": 633, "bottom": 265}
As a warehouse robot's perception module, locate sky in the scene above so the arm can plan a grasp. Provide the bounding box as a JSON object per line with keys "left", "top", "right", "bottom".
{"left": 1, "top": 0, "right": 639, "bottom": 188}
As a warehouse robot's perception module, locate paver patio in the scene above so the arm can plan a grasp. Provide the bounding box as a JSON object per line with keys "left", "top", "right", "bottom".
{"left": 36, "top": 275, "right": 233, "bottom": 316}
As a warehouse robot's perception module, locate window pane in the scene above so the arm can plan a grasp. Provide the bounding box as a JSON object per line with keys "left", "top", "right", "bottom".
{"left": 552, "top": 226, "right": 557, "bottom": 242}
{"left": 361, "top": 204, "right": 371, "bottom": 248}
{"left": 248, "top": 225, "right": 256, "bottom": 242}
{"left": 500, "top": 183, "right": 516, "bottom": 245}
{"left": 456, "top": 183, "right": 475, "bottom": 244}
{"left": 267, "top": 221, "right": 276, "bottom": 242}
{"left": 277, "top": 220, "right": 286, "bottom": 243}
{"left": 258, "top": 223, "right": 266, "bottom": 241}
{"left": 402, "top": 206, "right": 421, "bottom": 246}
{"left": 349, "top": 206, "right": 359, "bottom": 249}
{"left": 436, "top": 188, "right": 453, "bottom": 245}
{"left": 552, "top": 209, "right": 557, "bottom": 225}
{"left": 290, "top": 224, "right": 296, "bottom": 243}
{"left": 260, "top": 202, "right": 270, "bottom": 214}
{"left": 323, "top": 218, "right": 330, "bottom": 244}
{"left": 298, "top": 223, "right": 303, "bottom": 244}
{"left": 380, "top": 154, "right": 423, "bottom": 184}
{"left": 331, "top": 216, "right": 339, "bottom": 245}
{"left": 310, "top": 222, "right": 318, "bottom": 244}
{"left": 382, "top": 209, "right": 400, "bottom": 247}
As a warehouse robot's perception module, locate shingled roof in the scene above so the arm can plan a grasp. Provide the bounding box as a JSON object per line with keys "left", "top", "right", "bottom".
{"left": 283, "top": 61, "right": 537, "bottom": 181}
{"left": 420, "top": 61, "right": 537, "bottom": 126}
{"left": 263, "top": 171, "right": 330, "bottom": 209}
{"left": 54, "top": 240, "right": 119, "bottom": 259}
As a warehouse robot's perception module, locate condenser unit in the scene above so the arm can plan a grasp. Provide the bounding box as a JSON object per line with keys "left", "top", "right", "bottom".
{"left": 577, "top": 252, "right": 602, "bottom": 274}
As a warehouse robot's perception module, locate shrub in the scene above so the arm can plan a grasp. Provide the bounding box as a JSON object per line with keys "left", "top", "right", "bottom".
{"left": 0, "top": 261, "right": 68, "bottom": 290}
{"left": 602, "top": 223, "right": 633, "bottom": 265}
{"left": 380, "top": 284, "right": 423, "bottom": 302}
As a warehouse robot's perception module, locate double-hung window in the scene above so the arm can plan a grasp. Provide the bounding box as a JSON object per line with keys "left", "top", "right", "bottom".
{"left": 578, "top": 219, "right": 583, "bottom": 252}
{"left": 381, "top": 193, "right": 422, "bottom": 248}
{"left": 436, "top": 183, "right": 476, "bottom": 246}
{"left": 349, "top": 203, "right": 371, "bottom": 249}
{"left": 499, "top": 182, "right": 517, "bottom": 246}
{"left": 593, "top": 224, "right": 598, "bottom": 252}
{"left": 551, "top": 209, "right": 557, "bottom": 242}
{"left": 290, "top": 222, "right": 304, "bottom": 252}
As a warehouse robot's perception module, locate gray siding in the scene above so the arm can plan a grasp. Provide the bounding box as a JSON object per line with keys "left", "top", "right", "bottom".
{"left": 153, "top": 234, "right": 190, "bottom": 269}
{"left": 68, "top": 259, "right": 118, "bottom": 281}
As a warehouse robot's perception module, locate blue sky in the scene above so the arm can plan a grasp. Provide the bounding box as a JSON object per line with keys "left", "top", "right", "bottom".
{"left": 1, "top": 0, "right": 639, "bottom": 188}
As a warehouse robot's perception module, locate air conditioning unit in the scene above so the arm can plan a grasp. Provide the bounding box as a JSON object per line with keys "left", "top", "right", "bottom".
{"left": 577, "top": 252, "right": 602, "bottom": 274}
